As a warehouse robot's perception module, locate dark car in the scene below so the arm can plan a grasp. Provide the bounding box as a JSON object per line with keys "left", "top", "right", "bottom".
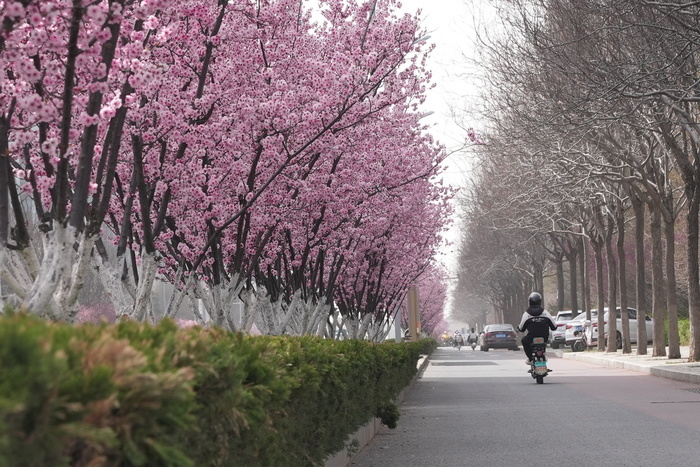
{"left": 479, "top": 324, "right": 519, "bottom": 351}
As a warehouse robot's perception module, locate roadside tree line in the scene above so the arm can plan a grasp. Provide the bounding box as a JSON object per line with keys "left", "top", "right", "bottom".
{"left": 0, "top": 0, "right": 452, "bottom": 340}
{"left": 454, "top": 0, "right": 700, "bottom": 361}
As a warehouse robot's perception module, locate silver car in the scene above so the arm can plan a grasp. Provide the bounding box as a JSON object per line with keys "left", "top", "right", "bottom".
{"left": 583, "top": 307, "right": 653, "bottom": 349}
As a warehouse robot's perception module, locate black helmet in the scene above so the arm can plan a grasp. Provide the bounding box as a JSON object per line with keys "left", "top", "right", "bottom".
{"left": 528, "top": 292, "right": 542, "bottom": 307}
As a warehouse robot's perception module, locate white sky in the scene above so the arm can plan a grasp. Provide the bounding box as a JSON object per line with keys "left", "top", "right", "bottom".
{"left": 396, "top": 0, "right": 493, "bottom": 328}
{"left": 398, "top": 0, "right": 477, "bottom": 152}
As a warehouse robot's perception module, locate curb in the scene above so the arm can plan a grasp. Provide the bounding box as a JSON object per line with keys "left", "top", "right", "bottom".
{"left": 562, "top": 352, "right": 700, "bottom": 384}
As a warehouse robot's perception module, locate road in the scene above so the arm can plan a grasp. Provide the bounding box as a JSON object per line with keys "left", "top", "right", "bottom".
{"left": 350, "top": 346, "right": 700, "bottom": 467}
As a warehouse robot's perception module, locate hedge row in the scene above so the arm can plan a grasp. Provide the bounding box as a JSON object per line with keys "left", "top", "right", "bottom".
{"left": 0, "top": 311, "right": 434, "bottom": 466}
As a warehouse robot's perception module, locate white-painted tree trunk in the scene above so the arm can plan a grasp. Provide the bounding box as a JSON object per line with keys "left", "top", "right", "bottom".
{"left": 91, "top": 253, "right": 134, "bottom": 319}
{"left": 305, "top": 298, "right": 330, "bottom": 335}
{"left": 240, "top": 287, "right": 259, "bottom": 333}
{"left": 190, "top": 275, "right": 245, "bottom": 331}
{"left": 187, "top": 295, "right": 207, "bottom": 325}
{"left": 336, "top": 313, "right": 349, "bottom": 340}
{"left": 1, "top": 249, "right": 33, "bottom": 300}
{"left": 255, "top": 290, "right": 330, "bottom": 336}
{"left": 366, "top": 320, "right": 390, "bottom": 343}
{"left": 2, "top": 240, "right": 62, "bottom": 318}
{"left": 23, "top": 224, "right": 74, "bottom": 319}
{"left": 0, "top": 247, "right": 5, "bottom": 308}
{"left": 163, "top": 266, "right": 192, "bottom": 320}
{"left": 278, "top": 290, "right": 302, "bottom": 335}
{"left": 60, "top": 233, "right": 97, "bottom": 321}
{"left": 131, "top": 253, "right": 159, "bottom": 322}
{"left": 19, "top": 242, "right": 42, "bottom": 283}
{"left": 343, "top": 314, "right": 373, "bottom": 340}
{"left": 253, "top": 294, "right": 275, "bottom": 334}
{"left": 344, "top": 317, "right": 358, "bottom": 339}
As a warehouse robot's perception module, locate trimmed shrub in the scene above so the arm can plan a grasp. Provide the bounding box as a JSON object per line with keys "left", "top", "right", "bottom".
{"left": 0, "top": 313, "right": 195, "bottom": 466}
{"left": 0, "top": 312, "right": 427, "bottom": 466}
{"left": 678, "top": 318, "right": 690, "bottom": 346}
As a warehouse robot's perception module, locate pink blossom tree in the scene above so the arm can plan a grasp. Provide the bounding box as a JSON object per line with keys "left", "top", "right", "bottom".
{"left": 1, "top": 0, "right": 453, "bottom": 336}
{"left": 247, "top": 99, "right": 449, "bottom": 336}
{"left": 1, "top": 0, "right": 174, "bottom": 318}
{"left": 404, "top": 263, "right": 450, "bottom": 339}
{"left": 333, "top": 163, "right": 453, "bottom": 339}
{"left": 112, "top": 0, "right": 447, "bottom": 330}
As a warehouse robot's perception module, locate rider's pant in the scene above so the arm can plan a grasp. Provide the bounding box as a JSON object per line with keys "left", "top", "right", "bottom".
{"left": 521, "top": 334, "right": 547, "bottom": 360}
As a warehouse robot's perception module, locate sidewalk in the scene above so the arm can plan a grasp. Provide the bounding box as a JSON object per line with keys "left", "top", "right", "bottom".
{"left": 560, "top": 345, "right": 700, "bottom": 383}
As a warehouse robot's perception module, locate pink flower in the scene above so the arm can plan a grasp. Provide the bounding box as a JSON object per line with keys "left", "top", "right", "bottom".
{"left": 5, "top": 2, "right": 25, "bottom": 18}
{"left": 174, "top": 319, "right": 199, "bottom": 329}
{"left": 86, "top": 5, "right": 106, "bottom": 24}
{"left": 100, "top": 106, "right": 117, "bottom": 119}
{"left": 144, "top": 15, "right": 160, "bottom": 30}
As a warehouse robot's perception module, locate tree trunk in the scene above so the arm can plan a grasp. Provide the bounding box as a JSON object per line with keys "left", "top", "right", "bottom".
{"left": 605, "top": 230, "right": 618, "bottom": 353}
{"left": 687, "top": 193, "right": 700, "bottom": 362}
{"left": 131, "top": 253, "right": 159, "bottom": 322}
{"left": 569, "top": 249, "right": 579, "bottom": 316}
{"left": 581, "top": 236, "right": 590, "bottom": 318}
{"left": 533, "top": 263, "right": 544, "bottom": 298}
{"left": 556, "top": 259, "right": 565, "bottom": 312}
{"left": 650, "top": 208, "right": 667, "bottom": 357}
{"left": 0, "top": 249, "right": 33, "bottom": 301}
{"left": 664, "top": 216, "right": 681, "bottom": 358}
{"left": 617, "top": 210, "right": 631, "bottom": 354}
{"left": 0, "top": 117, "right": 9, "bottom": 252}
{"left": 22, "top": 225, "right": 74, "bottom": 318}
{"left": 62, "top": 234, "right": 97, "bottom": 321}
{"left": 593, "top": 240, "right": 606, "bottom": 351}
{"left": 632, "top": 195, "right": 648, "bottom": 355}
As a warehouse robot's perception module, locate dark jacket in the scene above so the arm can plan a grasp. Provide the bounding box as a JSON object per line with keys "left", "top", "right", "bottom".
{"left": 517, "top": 305, "right": 557, "bottom": 337}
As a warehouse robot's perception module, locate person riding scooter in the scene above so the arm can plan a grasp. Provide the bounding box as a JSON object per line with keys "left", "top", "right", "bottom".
{"left": 517, "top": 292, "right": 557, "bottom": 365}
{"left": 466, "top": 328, "right": 479, "bottom": 350}
{"left": 452, "top": 331, "right": 464, "bottom": 349}
{"left": 441, "top": 331, "right": 451, "bottom": 346}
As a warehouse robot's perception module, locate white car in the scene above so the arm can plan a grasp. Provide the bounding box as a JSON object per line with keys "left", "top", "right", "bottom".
{"left": 551, "top": 310, "right": 574, "bottom": 349}
{"left": 583, "top": 307, "right": 653, "bottom": 349}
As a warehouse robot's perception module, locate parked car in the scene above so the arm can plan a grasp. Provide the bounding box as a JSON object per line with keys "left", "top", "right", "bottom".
{"left": 551, "top": 310, "right": 575, "bottom": 349}
{"left": 583, "top": 307, "right": 653, "bottom": 349}
{"left": 479, "top": 324, "right": 519, "bottom": 351}
{"left": 564, "top": 312, "right": 596, "bottom": 351}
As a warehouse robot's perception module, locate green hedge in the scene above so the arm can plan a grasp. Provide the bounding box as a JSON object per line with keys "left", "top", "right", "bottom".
{"left": 0, "top": 312, "right": 430, "bottom": 466}
{"left": 660, "top": 318, "right": 691, "bottom": 346}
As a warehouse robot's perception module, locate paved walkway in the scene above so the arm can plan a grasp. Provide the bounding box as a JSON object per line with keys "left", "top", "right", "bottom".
{"left": 332, "top": 344, "right": 700, "bottom": 467}
{"left": 347, "top": 345, "right": 700, "bottom": 467}
{"left": 560, "top": 345, "right": 700, "bottom": 383}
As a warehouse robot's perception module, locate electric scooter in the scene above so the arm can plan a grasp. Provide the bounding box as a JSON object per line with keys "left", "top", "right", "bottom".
{"left": 528, "top": 337, "right": 550, "bottom": 384}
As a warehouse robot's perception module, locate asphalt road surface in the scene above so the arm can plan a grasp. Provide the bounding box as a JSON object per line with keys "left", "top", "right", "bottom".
{"left": 350, "top": 346, "right": 700, "bottom": 467}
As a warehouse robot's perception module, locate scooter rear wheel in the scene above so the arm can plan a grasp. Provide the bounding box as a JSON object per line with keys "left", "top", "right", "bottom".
{"left": 536, "top": 375, "right": 544, "bottom": 384}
